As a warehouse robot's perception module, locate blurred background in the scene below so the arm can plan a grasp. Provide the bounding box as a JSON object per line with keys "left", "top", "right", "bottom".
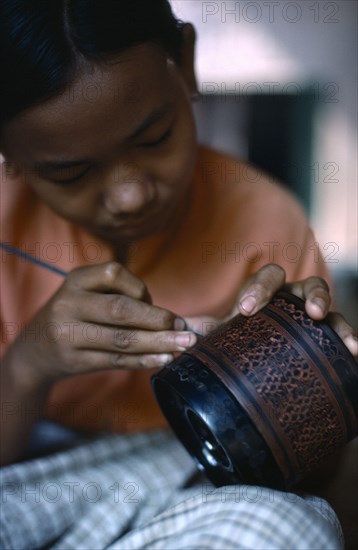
{"left": 171, "top": 0, "right": 357, "bottom": 329}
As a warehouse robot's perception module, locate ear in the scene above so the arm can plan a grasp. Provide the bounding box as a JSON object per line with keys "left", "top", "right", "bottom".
{"left": 0, "top": 156, "right": 23, "bottom": 180}
{"left": 179, "top": 23, "right": 199, "bottom": 98}
{"left": 0, "top": 142, "right": 22, "bottom": 178}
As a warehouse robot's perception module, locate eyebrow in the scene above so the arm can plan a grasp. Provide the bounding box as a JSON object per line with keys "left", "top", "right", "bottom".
{"left": 128, "top": 101, "right": 174, "bottom": 140}
{"left": 35, "top": 101, "right": 175, "bottom": 172}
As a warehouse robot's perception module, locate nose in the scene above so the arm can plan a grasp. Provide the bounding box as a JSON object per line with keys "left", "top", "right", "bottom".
{"left": 103, "top": 166, "right": 152, "bottom": 216}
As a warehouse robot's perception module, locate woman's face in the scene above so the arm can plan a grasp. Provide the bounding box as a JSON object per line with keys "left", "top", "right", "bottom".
{"left": 1, "top": 41, "right": 197, "bottom": 244}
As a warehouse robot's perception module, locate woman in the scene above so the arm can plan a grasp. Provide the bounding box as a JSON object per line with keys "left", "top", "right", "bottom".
{"left": 0, "top": 1, "right": 355, "bottom": 548}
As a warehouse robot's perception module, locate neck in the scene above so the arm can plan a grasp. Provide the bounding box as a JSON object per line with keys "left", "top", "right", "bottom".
{"left": 111, "top": 242, "right": 130, "bottom": 265}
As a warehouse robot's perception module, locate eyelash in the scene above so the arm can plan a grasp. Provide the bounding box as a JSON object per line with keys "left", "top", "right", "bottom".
{"left": 49, "top": 169, "right": 89, "bottom": 185}
{"left": 140, "top": 127, "right": 172, "bottom": 148}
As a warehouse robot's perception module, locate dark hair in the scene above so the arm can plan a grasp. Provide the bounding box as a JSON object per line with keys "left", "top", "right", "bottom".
{"left": 0, "top": 0, "right": 184, "bottom": 125}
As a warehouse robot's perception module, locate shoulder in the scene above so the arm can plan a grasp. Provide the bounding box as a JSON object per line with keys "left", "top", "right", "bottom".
{"left": 0, "top": 158, "right": 112, "bottom": 270}
{"left": 195, "top": 145, "right": 309, "bottom": 234}
{"left": 0, "top": 157, "right": 50, "bottom": 237}
{"left": 193, "top": 146, "right": 330, "bottom": 285}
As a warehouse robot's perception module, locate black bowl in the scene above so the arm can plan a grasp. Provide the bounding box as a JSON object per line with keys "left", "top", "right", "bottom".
{"left": 152, "top": 291, "right": 358, "bottom": 489}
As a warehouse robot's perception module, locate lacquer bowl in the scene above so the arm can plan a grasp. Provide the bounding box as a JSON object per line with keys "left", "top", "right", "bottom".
{"left": 152, "top": 291, "right": 358, "bottom": 489}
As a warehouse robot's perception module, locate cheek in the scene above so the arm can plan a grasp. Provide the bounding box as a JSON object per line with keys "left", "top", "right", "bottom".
{"left": 164, "top": 107, "right": 197, "bottom": 192}
{"left": 27, "top": 178, "right": 96, "bottom": 223}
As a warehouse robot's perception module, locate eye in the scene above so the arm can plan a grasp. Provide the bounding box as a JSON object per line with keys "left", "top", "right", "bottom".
{"left": 140, "top": 127, "right": 172, "bottom": 148}
{"left": 47, "top": 168, "right": 89, "bottom": 185}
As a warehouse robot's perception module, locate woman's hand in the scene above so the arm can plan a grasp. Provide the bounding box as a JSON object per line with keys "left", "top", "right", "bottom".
{"left": 3, "top": 261, "right": 196, "bottom": 466}
{"left": 185, "top": 264, "right": 358, "bottom": 356}
{"left": 9, "top": 262, "right": 196, "bottom": 388}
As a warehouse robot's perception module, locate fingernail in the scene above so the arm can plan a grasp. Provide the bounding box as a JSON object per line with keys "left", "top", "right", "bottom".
{"left": 240, "top": 295, "right": 257, "bottom": 314}
{"left": 174, "top": 318, "right": 186, "bottom": 331}
{"left": 311, "top": 297, "right": 326, "bottom": 311}
{"left": 156, "top": 353, "right": 174, "bottom": 366}
{"left": 344, "top": 334, "right": 358, "bottom": 356}
{"left": 142, "top": 354, "right": 174, "bottom": 368}
{"left": 175, "top": 332, "right": 197, "bottom": 350}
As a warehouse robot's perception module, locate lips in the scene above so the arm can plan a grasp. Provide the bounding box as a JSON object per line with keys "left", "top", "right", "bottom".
{"left": 97, "top": 208, "right": 168, "bottom": 240}
{"left": 102, "top": 212, "right": 156, "bottom": 231}
{"left": 104, "top": 219, "right": 144, "bottom": 230}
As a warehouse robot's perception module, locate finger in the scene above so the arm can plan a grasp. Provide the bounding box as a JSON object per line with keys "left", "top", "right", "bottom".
{"left": 288, "top": 277, "right": 330, "bottom": 319}
{"left": 325, "top": 312, "right": 358, "bottom": 357}
{"left": 67, "top": 262, "right": 150, "bottom": 302}
{"left": 61, "top": 350, "right": 175, "bottom": 374}
{"left": 237, "top": 264, "right": 286, "bottom": 316}
{"left": 115, "top": 353, "right": 175, "bottom": 369}
{"left": 78, "top": 327, "right": 197, "bottom": 354}
{"left": 75, "top": 293, "right": 185, "bottom": 331}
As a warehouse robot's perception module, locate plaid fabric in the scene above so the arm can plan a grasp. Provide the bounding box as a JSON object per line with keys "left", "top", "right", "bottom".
{"left": 0, "top": 429, "right": 343, "bottom": 549}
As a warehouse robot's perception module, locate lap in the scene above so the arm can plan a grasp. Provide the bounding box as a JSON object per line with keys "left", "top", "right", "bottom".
{"left": 0, "top": 428, "right": 343, "bottom": 550}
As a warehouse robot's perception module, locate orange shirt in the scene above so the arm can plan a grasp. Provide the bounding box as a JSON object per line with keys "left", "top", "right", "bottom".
{"left": 1, "top": 146, "right": 330, "bottom": 433}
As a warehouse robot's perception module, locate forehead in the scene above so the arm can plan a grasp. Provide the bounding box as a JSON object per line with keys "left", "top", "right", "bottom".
{"left": 2, "top": 44, "right": 173, "bottom": 162}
